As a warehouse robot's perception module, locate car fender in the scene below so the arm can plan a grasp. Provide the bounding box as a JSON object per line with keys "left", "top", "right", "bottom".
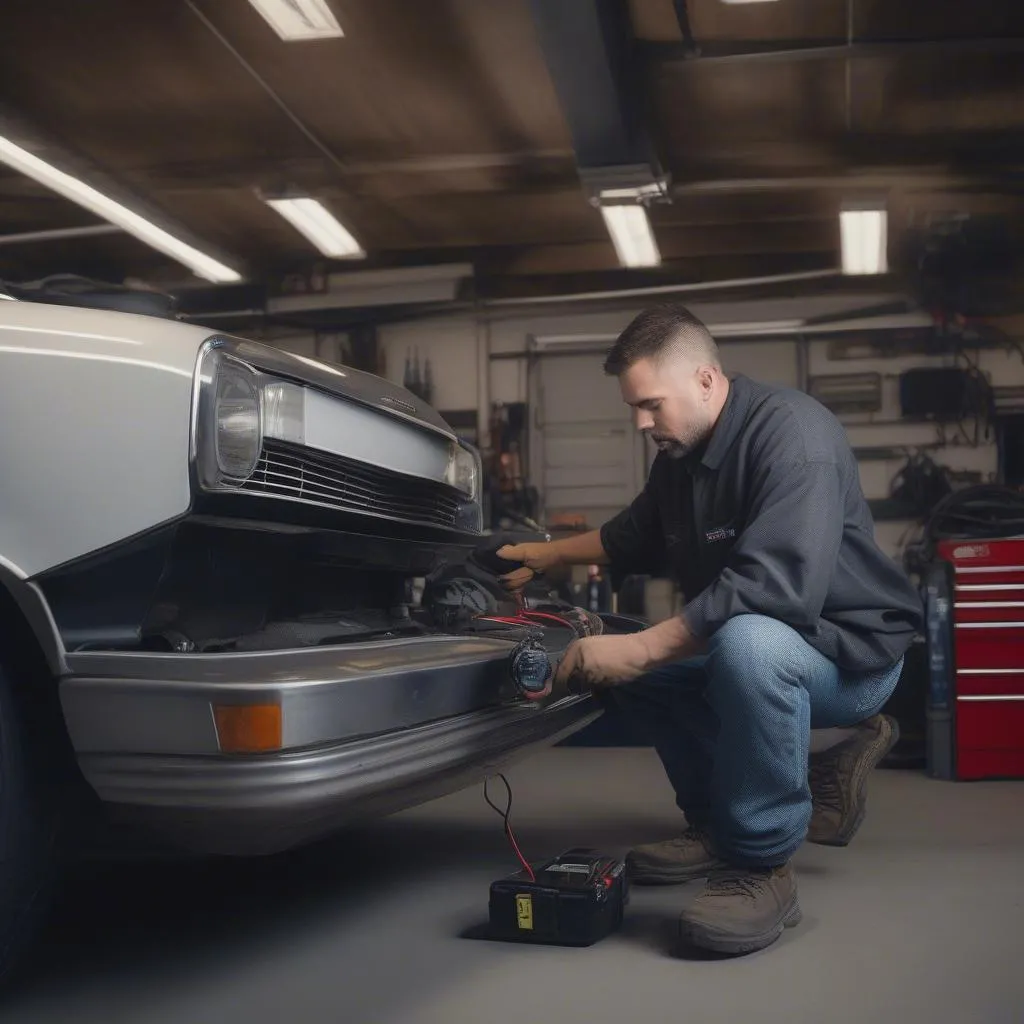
{"left": 0, "top": 559, "right": 65, "bottom": 677}
{"left": 0, "top": 303, "right": 207, "bottom": 577}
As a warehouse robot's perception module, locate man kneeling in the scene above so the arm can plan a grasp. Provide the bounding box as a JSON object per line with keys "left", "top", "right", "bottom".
{"left": 498, "top": 303, "right": 922, "bottom": 956}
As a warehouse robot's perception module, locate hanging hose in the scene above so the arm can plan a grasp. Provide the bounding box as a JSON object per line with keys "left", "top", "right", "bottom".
{"left": 903, "top": 483, "right": 1024, "bottom": 573}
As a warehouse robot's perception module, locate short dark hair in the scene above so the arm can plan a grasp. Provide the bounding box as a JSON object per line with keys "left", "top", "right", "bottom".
{"left": 603, "top": 303, "right": 721, "bottom": 376}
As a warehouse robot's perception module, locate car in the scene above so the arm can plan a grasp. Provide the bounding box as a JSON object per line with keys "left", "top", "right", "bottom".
{"left": 0, "top": 292, "right": 601, "bottom": 979}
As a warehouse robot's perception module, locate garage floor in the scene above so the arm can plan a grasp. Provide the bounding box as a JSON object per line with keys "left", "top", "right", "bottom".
{"left": 3, "top": 748, "right": 1022, "bottom": 1023}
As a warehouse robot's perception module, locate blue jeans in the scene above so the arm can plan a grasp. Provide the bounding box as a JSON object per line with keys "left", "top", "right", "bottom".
{"left": 602, "top": 614, "right": 902, "bottom": 867}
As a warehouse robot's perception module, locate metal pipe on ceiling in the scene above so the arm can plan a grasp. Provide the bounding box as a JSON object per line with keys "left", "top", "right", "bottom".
{"left": 182, "top": 268, "right": 845, "bottom": 326}
{"left": 671, "top": 0, "right": 700, "bottom": 58}
{"left": 845, "top": 0, "right": 855, "bottom": 132}
{"left": 0, "top": 224, "right": 122, "bottom": 246}
{"left": 182, "top": 308, "right": 265, "bottom": 321}
{"left": 529, "top": 314, "right": 929, "bottom": 343}
{"left": 183, "top": 0, "right": 351, "bottom": 178}
{"left": 496, "top": 309, "right": 930, "bottom": 358}
{"left": 671, "top": 171, "right": 977, "bottom": 195}
{"left": 483, "top": 268, "right": 841, "bottom": 307}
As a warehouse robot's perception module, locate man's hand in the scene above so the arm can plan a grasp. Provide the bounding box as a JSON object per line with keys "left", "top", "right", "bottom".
{"left": 494, "top": 542, "right": 562, "bottom": 592}
{"left": 551, "top": 617, "right": 705, "bottom": 695}
{"left": 553, "top": 633, "right": 652, "bottom": 691}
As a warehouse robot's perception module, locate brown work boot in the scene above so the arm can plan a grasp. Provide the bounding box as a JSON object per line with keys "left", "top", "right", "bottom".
{"left": 807, "top": 713, "right": 899, "bottom": 847}
{"left": 626, "top": 825, "right": 726, "bottom": 885}
{"left": 678, "top": 863, "right": 801, "bottom": 956}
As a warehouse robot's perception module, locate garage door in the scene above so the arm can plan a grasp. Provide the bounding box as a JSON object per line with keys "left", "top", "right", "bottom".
{"left": 530, "top": 351, "right": 647, "bottom": 531}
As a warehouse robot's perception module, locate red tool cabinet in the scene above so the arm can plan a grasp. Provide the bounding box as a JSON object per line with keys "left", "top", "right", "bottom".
{"left": 937, "top": 537, "right": 1024, "bottom": 780}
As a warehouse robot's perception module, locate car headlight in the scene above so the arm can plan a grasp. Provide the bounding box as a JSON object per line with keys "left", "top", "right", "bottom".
{"left": 262, "top": 380, "right": 306, "bottom": 445}
{"left": 446, "top": 443, "right": 481, "bottom": 501}
{"left": 195, "top": 347, "right": 263, "bottom": 487}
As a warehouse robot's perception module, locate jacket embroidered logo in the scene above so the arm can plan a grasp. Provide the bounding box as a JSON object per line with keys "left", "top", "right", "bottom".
{"left": 705, "top": 527, "right": 736, "bottom": 543}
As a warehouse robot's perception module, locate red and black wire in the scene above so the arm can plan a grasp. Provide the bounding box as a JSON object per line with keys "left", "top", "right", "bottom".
{"left": 480, "top": 608, "right": 579, "bottom": 878}
{"left": 477, "top": 609, "right": 573, "bottom": 629}
{"left": 484, "top": 774, "right": 535, "bottom": 882}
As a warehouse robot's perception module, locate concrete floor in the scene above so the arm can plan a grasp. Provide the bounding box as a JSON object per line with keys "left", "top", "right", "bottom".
{"left": 2, "top": 748, "right": 1022, "bottom": 1024}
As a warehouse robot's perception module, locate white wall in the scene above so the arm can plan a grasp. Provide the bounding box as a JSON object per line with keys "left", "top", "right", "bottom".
{"left": 378, "top": 317, "right": 481, "bottom": 413}
{"left": 378, "top": 292, "right": 925, "bottom": 418}
{"left": 248, "top": 330, "right": 353, "bottom": 364}
{"left": 369, "top": 295, "right": 1024, "bottom": 561}
{"left": 273, "top": 335, "right": 318, "bottom": 359}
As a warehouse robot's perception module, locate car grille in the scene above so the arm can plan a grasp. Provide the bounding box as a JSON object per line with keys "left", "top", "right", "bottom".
{"left": 239, "top": 440, "right": 462, "bottom": 529}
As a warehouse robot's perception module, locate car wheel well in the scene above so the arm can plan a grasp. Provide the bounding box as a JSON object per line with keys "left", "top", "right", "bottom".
{"left": 0, "top": 583, "right": 76, "bottom": 771}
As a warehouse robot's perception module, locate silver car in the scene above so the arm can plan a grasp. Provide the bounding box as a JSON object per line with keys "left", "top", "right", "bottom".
{"left": 0, "top": 295, "right": 596, "bottom": 977}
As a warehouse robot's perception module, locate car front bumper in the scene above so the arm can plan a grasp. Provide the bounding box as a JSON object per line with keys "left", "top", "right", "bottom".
{"left": 59, "top": 634, "right": 598, "bottom": 855}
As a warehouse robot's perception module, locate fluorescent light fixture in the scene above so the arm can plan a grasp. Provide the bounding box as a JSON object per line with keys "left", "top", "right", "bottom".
{"left": 0, "top": 291, "right": 15, "bottom": 301}
{"left": 248, "top": 0, "right": 343, "bottom": 40}
{"left": 840, "top": 202, "right": 888, "bottom": 276}
{"left": 0, "top": 136, "right": 241, "bottom": 283}
{"left": 709, "top": 319, "right": 804, "bottom": 337}
{"left": 599, "top": 183, "right": 667, "bottom": 202}
{"left": 600, "top": 204, "right": 661, "bottom": 268}
{"left": 265, "top": 197, "right": 365, "bottom": 259}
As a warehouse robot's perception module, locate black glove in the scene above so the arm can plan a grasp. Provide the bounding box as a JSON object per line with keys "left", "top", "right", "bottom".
{"left": 467, "top": 531, "right": 547, "bottom": 578}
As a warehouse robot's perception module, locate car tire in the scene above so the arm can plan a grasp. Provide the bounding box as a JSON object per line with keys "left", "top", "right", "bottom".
{"left": 0, "top": 659, "right": 61, "bottom": 984}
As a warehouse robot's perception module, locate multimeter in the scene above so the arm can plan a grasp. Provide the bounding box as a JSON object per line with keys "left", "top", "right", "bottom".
{"left": 488, "top": 848, "right": 628, "bottom": 946}
{"left": 510, "top": 637, "right": 553, "bottom": 695}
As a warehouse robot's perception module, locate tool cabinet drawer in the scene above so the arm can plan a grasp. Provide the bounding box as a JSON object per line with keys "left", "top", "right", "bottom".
{"left": 953, "top": 623, "right": 1024, "bottom": 669}
{"left": 956, "top": 699, "right": 1024, "bottom": 780}
{"left": 955, "top": 669, "right": 1024, "bottom": 698}
{"left": 954, "top": 600, "right": 1024, "bottom": 624}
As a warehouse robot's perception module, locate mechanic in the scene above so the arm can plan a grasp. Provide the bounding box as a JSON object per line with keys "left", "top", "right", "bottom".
{"left": 497, "top": 303, "right": 923, "bottom": 956}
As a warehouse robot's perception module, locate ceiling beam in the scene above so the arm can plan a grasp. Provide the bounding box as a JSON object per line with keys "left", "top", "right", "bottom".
{"left": 669, "top": 168, "right": 1024, "bottom": 195}
{"left": 485, "top": 233, "right": 833, "bottom": 275}
{"left": 368, "top": 219, "right": 832, "bottom": 263}
{"left": 136, "top": 152, "right": 580, "bottom": 191}
{"left": 643, "top": 36, "right": 1024, "bottom": 67}
{"left": 126, "top": 152, "right": 581, "bottom": 198}
{"left": 474, "top": 254, "right": 838, "bottom": 298}
{"left": 659, "top": 137, "right": 1024, "bottom": 190}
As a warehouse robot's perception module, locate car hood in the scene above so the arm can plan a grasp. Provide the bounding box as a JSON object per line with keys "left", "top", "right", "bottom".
{"left": 0, "top": 302, "right": 455, "bottom": 441}
{"left": 222, "top": 335, "right": 456, "bottom": 441}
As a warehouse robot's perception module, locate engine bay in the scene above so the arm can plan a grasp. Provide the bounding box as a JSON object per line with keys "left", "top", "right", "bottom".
{"left": 36, "top": 516, "right": 600, "bottom": 656}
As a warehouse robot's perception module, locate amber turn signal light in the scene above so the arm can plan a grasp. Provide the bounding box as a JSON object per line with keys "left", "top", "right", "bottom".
{"left": 213, "top": 704, "right": 283, "bottom": 753}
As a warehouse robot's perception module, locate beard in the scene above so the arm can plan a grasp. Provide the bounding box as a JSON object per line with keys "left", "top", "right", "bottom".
{"left": 649, "top": 420, "right": 712, "bottom": 460}
{"left": 651, "top": 436, "right": 691, "bottom": 459}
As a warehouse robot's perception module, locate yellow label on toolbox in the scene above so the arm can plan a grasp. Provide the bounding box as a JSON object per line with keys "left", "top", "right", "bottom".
{"left": 515, "top": 894, "right": 534, "bottom": 930}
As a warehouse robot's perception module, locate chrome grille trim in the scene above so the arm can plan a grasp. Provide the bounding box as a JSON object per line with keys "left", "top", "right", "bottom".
{"left": 238, "top": 441, "right": 461, "bottom": 529}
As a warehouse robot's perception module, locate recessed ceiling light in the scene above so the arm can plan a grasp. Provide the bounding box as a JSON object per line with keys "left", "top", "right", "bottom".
{"left": 0, "top": 136, "right": 242, "bottom": 284}
{"left": 840, "top": 202, "right": 888, "bottom": 276}
{"left": 600, "top": 204, "right": 661, "bottom": 268}
{"left": 265, "top": 196, "right": 365, "bottom": 258}
{"left": 247, "top": 0, "right": 343, "bottom": 41}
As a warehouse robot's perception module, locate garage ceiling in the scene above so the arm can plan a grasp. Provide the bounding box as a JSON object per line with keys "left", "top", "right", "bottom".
{"left": 0, "top": 0, "right": 1022, "bottom": 311}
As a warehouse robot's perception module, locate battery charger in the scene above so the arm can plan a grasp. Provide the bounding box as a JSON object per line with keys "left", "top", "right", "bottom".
{"left": 488, "top": 848, "right": 628, "bottom": 946}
